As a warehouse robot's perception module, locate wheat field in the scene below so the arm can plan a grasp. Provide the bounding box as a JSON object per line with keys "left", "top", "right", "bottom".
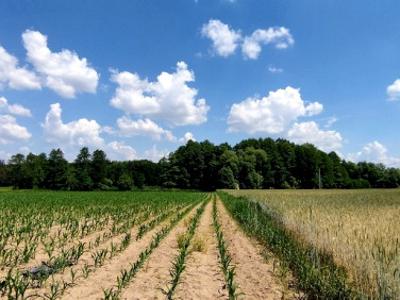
{"left": 226, "top": 189, "right": 400, "bottom": 299}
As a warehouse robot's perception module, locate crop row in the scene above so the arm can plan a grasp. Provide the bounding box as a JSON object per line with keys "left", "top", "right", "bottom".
{"left": 0, "top": 191, "right": 204, "bottom": 299}
{"left": 102, "top": 199, "right": 206, "bottom": 300}
{"left": 212, "top": 195, "right": 238, "bottom": 300}
{"left": 218, "top": 191, "right": 354, "bottom": 299}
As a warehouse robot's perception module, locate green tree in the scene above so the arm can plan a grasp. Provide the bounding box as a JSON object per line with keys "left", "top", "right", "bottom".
{"left": 218, "top": 166, "right": 237, "bottom": 188}
{"left": 74, "top": 147, "right": 93, "bottom": 190}
{"left": 24, "top": 153, "right": 47, "bottom": 188}
{"left": 117, "top": 172, "right": 133, "bottom": 190}
{"left": 46, "top": 149, "right": 69, "bottom": 189}
{"left": 9, "top": 154, "right": 26, "bottom": 189}
{"left": 91, "top": 149, "right": 108, "bottom": 187}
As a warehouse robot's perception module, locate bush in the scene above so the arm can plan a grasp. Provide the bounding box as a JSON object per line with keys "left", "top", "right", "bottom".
{"left": 117, "top": 173, "right": 133, "bottom": 191}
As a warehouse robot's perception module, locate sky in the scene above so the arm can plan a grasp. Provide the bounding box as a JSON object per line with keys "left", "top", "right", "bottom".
{"left": 0, "top": 0, "right": 400, "bottom": 165}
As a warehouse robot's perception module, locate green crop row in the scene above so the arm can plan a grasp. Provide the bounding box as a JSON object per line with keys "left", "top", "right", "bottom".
{"left": 218, "top": 191, "right": 356, "bottom": 299}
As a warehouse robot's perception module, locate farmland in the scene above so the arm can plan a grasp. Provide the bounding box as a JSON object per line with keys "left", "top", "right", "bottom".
{"left": 0, "top": 190, "right": 295, "bottom": 300}
{"left": 2, "top": 188, "right": 399, "bottom": 299}
{"left": 225, "top": 189, "right": 400, "bottom": 299}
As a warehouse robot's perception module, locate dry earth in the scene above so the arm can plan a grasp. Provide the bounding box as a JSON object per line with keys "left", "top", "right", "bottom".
{"left": 1, "top": 196, "right": 300, "bottom": 300}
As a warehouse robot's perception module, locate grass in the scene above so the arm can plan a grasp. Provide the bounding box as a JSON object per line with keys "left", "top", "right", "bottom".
{"left": 224, "top": 189, "right": 400, "bottom": 299}
{"left": 191, "top": 236, "right": 207, "bottom": 253}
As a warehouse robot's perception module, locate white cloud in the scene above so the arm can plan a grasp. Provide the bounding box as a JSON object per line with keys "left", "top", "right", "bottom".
{"left": 0, "top": 97, "right": 32, "bottom": 117}
{"left": 242, "top": 27, "right": 294, "bottom": 60}
{"left": 201, "top": 20, "right": 294, "bottom": 60}
{"left": 117, "top": 116, "right": 176, "bottom": 141}
{"left": 287, "top": 121, "right": 343, "bottom": 152}
{"left": 325, "top": 116, "right": 338, "bottom": 128}
{"left": 107, "top": 141, "right": 137, "bottom": 161}
{"left": 227, "top": 86, "right": 323, "bottom": 134}
{"left": 110, "top": 61, "right": 209, "bottom": 126}
{"left": 22, "top": 30, "right": 99, "bottom": 98}
{"left": 43, "top": 103, "right": 103, "bottom": 148}
{"left": 268, "top": 66, "right": 283, "bottom": 73}
{"left": 201, "top": 19, "right": 241, "bottom": 57}
{"left": 305, "top": 101, "right": 323, "bottom": 116}
{"left": 348, "top": 141, "right": 400, "bottom": 167}
{"left": 143, "top": 145, "right": 169, "bottom": 162}
{"left": 387, "top": 79, "right": 400, "bottom": 101}
{"left": 0, "top": 114, "right": 31, "bottom": 144}
{"left": 0, "top": 46, "right": 41, "bottom": 90}
{"left": 179, "top": 132, "right": 196, "bottom": 143}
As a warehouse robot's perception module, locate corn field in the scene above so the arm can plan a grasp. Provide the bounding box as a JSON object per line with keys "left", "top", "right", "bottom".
{"left": 0, "top": 190, "right": 296, "bottom": 300}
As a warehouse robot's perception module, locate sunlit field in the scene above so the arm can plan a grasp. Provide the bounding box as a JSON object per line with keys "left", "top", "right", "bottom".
{"left": 0, "top": 190, "right": 297, "bottom": 299}
{"left": 226, "top": 189, "right": 400, "bottom": 298}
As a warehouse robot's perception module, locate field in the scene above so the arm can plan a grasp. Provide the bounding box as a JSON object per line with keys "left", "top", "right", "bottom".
{"left": 0, "top": 190, "right": 296, "bottom": 300}
{"left": 226, "top": 189, "right": 400, "bottom": 299}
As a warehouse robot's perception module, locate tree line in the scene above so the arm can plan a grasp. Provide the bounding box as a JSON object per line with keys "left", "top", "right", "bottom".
{"left": 1, "top": 138, "right": 400, "bottom": 190}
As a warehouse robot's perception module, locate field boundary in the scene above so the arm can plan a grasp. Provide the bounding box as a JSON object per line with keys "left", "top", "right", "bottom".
{"left": 218, "top": 191, "right": 360, "bottom": 299}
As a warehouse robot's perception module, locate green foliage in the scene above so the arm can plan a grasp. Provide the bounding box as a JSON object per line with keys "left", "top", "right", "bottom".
{"left": 117, "top": 173, "right": 133, "bottom": 191}
{"left": 2, "top": 137, "right": 400, "bottom": 190}
{"left": 164, "top": 200, "right": 207, "bottom": 299}
{"left": 0, "top": 190, "right": 204, "bottom": 298}
{"left": 212, "top": 197, "right": 238, "bottom": 299}
{"left": 219, "top": 192, "right": 356, "bottom": 299}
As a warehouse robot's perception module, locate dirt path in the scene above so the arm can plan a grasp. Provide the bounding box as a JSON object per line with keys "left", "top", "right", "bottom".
{"left": 120, "top": 204, "right": 205, "bottom": 300}
{"left": 59, "top": 204, "right": 200, "bottom": 300}
{"left": 174, "top": 200, "right": 228, "bottom": 300}
{"left": 216, "top": 197, "right": 297, "bottom": 300}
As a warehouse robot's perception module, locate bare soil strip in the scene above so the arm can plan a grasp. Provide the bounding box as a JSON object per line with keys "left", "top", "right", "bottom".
{"left": 59, "top": 204, "right": 200, "bottom": 300}
{"left": 120, "top": 204, "right": 204, "bottom": 300}
{"left": 21, "top": 207, "right": 180, "bottom": 299}
{"left": 174, "top": 200, "right": 228, "bottom": 300}
{"left": 0, "top": 208, "right": 170, "bottom": 280}
{"left": 216, "top": 197, "right": 297, "bottom": 300}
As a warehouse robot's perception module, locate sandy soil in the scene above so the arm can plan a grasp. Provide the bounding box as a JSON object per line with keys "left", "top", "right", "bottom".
{"left": 20, "top": 209, "right": 171, "bottom": 298}
{"left": 59, "top": 204, "right": 199, "bottom": 300}
{"left": 0, "top": 220, "right": 113, "bottom": 279}
{"left": 174, "top": 200, "right": 228, "bottom": 300}
{"left": 120, "top": 204, "right": 203, "bottom": 300}
{"left": 216, "top": 197, "right": 297, "bottom": 300}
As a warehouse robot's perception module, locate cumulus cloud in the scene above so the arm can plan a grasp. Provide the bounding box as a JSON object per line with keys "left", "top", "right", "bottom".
{"left": 227, "top": 86, "right": 323, "bottom": 134}
{"left": 242, "top": 27, "right": 294, "bottom": 59}
{"left": 179, "top": 132, "right": 196, "bottom": 143}
{"left": 0, "top": 97, "right": 31, "bottom": 117}
{"left": 110, "top": 61, "right": 209, "bottom": 126}
{"left": 387, "top": 79, "right": 400, "bottom": 101}
{"left": 22, "top": 30, "right": 99, "bottom": 98}
{"left": 348, "top": 141, "right": 400, "bottom": 168}
{"left": 107, "top": 141, "right": 137, "bottom": 161}
{"left": 0, "top": 114, "right": 31, "bottom": 144}
{"left": 117, "top": 116, "right": 176, "bottom": 141}
{"left": 144, "top": 145, "right": 169, "bottom": 162}
{"left": 0, "top": 46, "right": 41, "bottom": 90}
{"left": 287, "top": 121, "right": 343, "bottom": 152}
{"left": 201, "top": 20, "right": 294, "bottom": 59}
{"left": 201, "top": 19, "right": 241, "bottom": 57}
{"left": 43, "top": 103, "right": 103, "bottom": 148}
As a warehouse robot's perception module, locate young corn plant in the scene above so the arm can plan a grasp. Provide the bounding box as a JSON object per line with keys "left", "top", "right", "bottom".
{"left": 101, "top": 200, "right": 204, "bottom": 300}
{"left": 164, "top": 200, "right": 207, "bottom": 299}
{"left": 212, "top": 196, "right": 239, "bottom": 300}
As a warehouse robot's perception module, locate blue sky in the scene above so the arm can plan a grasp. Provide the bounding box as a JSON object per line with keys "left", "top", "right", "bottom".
{"left": 0, "top": 0, "right": 400, "bottom": 165}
